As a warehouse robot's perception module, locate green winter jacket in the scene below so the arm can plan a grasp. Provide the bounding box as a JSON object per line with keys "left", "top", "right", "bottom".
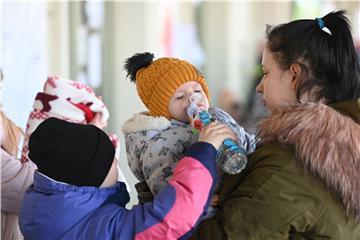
{"left": 190, "top": 99, "right": 360, "bottom": 240}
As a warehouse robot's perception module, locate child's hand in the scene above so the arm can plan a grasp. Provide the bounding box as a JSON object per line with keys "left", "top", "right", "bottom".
{"left": 198, "top": 122, "right": 236, "bottom": 150}
{"left": 108, "top": 133, "right": 120, "bottom": 160}
{"left": 89, "top": 112, "right": 108, "bottom": 129}
{"left": 210, "top": 194, "right": 220, "bottom": 207}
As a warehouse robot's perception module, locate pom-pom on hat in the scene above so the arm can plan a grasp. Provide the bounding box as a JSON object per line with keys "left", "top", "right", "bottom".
{"left": 124, "top": 52, "right": 210, "bottom": 119}
{"left": 28, "top": 118, "right": 115, "bottom": 187}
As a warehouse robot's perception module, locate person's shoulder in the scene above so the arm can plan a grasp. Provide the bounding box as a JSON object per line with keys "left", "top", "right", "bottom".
{"left": 122, "top": 112, "right": 171, "bottom": 135}
{"left": 246, "top": 141, "right": 326, "bottom": 195}
{"left": 251, "top": 142, "right": 300, "bottom": 175}
{"left": 250, "top": 142, "right": 294, "bottom": 165}
{"left": 243, "top": 142, "right": 297, "bottom": 187}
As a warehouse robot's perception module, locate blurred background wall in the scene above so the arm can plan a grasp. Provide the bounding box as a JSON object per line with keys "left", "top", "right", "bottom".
{"left": 1, "top": 0, "right": 359, "bottom": 207}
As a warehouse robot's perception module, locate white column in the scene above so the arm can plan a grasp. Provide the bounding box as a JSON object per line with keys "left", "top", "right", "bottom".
{"left": 47, "top": 2, "right": 70, "bottom": 78}
{"left": 198, "top": 2, "right": 292, "bottom": 106}
{"left": 103, "top": 2, "right": 166, "bottom": 207}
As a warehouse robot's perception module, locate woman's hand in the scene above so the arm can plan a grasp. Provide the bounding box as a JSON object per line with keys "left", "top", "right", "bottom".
{"left": 199, "top": 122, "right": 236, "bottom": 150}
{"left": 89, "top": 112, "right": 108, "bottom": 129}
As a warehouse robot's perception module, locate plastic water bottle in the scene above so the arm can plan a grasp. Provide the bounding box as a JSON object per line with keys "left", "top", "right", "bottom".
{"left": 186, "top": 93, "right": 247, "bottom": 174}
{"left": 220, "top": 138, "right": 247, "bottom": 174}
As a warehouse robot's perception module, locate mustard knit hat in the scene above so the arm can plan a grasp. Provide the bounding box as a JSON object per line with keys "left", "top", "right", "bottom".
{"left": 124, "top": 53, "right": 210, "bottom": 119}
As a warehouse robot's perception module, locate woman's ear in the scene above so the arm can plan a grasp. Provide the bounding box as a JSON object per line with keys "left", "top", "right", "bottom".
{"left": 289, "top": 63, "right": 301, "bottom": 90}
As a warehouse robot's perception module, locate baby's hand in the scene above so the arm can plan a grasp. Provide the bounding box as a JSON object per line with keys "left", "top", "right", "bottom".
{"left": 199, "top": 122, "right": 236, "bottom": 150}
{"left": 210, "top": 194, "right": 220, "bottom": 207}
{"left": 89, "top": 112, "right": 108, "bottom": 129}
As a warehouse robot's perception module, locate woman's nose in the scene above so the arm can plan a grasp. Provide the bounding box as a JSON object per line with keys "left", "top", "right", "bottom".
{"left": 256, "top": 79, "right": 264, "bottom": 93}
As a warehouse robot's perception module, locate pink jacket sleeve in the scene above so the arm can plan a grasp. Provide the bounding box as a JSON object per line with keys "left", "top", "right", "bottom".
{"left": 1, "top": 149, "right": 36, "bottom": 213}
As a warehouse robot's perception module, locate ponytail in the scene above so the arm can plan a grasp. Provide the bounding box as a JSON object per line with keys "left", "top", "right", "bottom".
{"left": 321, "top": 11, "right": 360, "bottom": 101}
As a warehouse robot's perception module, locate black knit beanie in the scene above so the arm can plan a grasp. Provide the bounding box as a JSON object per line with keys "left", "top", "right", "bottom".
{"left": 29, "top": 118, "right": 115, "bottom": 187}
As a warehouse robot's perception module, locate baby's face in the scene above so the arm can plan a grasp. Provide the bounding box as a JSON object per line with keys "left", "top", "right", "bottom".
{"left": 168, "top": 81, "right": 209, "bottom": 122}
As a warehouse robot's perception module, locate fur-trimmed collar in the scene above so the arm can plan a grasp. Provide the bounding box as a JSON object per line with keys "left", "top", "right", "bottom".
{"left": 257, "top": 101, "right": 360, "bottom": 220}
{"left": 122, "top": 112, "right": 171, "bottom": 134}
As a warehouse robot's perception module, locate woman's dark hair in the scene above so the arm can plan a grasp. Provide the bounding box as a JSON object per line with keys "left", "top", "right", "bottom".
{"left": 266, "top": 10, "right": 360, "bottom": 103}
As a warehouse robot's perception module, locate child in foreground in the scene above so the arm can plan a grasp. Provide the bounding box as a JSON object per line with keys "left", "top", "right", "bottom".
{"left": 19, "top": 117, "right": 234, "bottom": 239}
{"left": 20, "top": 75, "right": 128, "bottom": 186}
{"left": 21, "top": 75, "right": 111, "bottom": 163}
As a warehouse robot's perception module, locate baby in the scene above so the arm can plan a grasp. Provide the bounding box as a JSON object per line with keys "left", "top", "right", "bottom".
{"left": 122, "top": 53, "right": 256, "bottom": 216}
